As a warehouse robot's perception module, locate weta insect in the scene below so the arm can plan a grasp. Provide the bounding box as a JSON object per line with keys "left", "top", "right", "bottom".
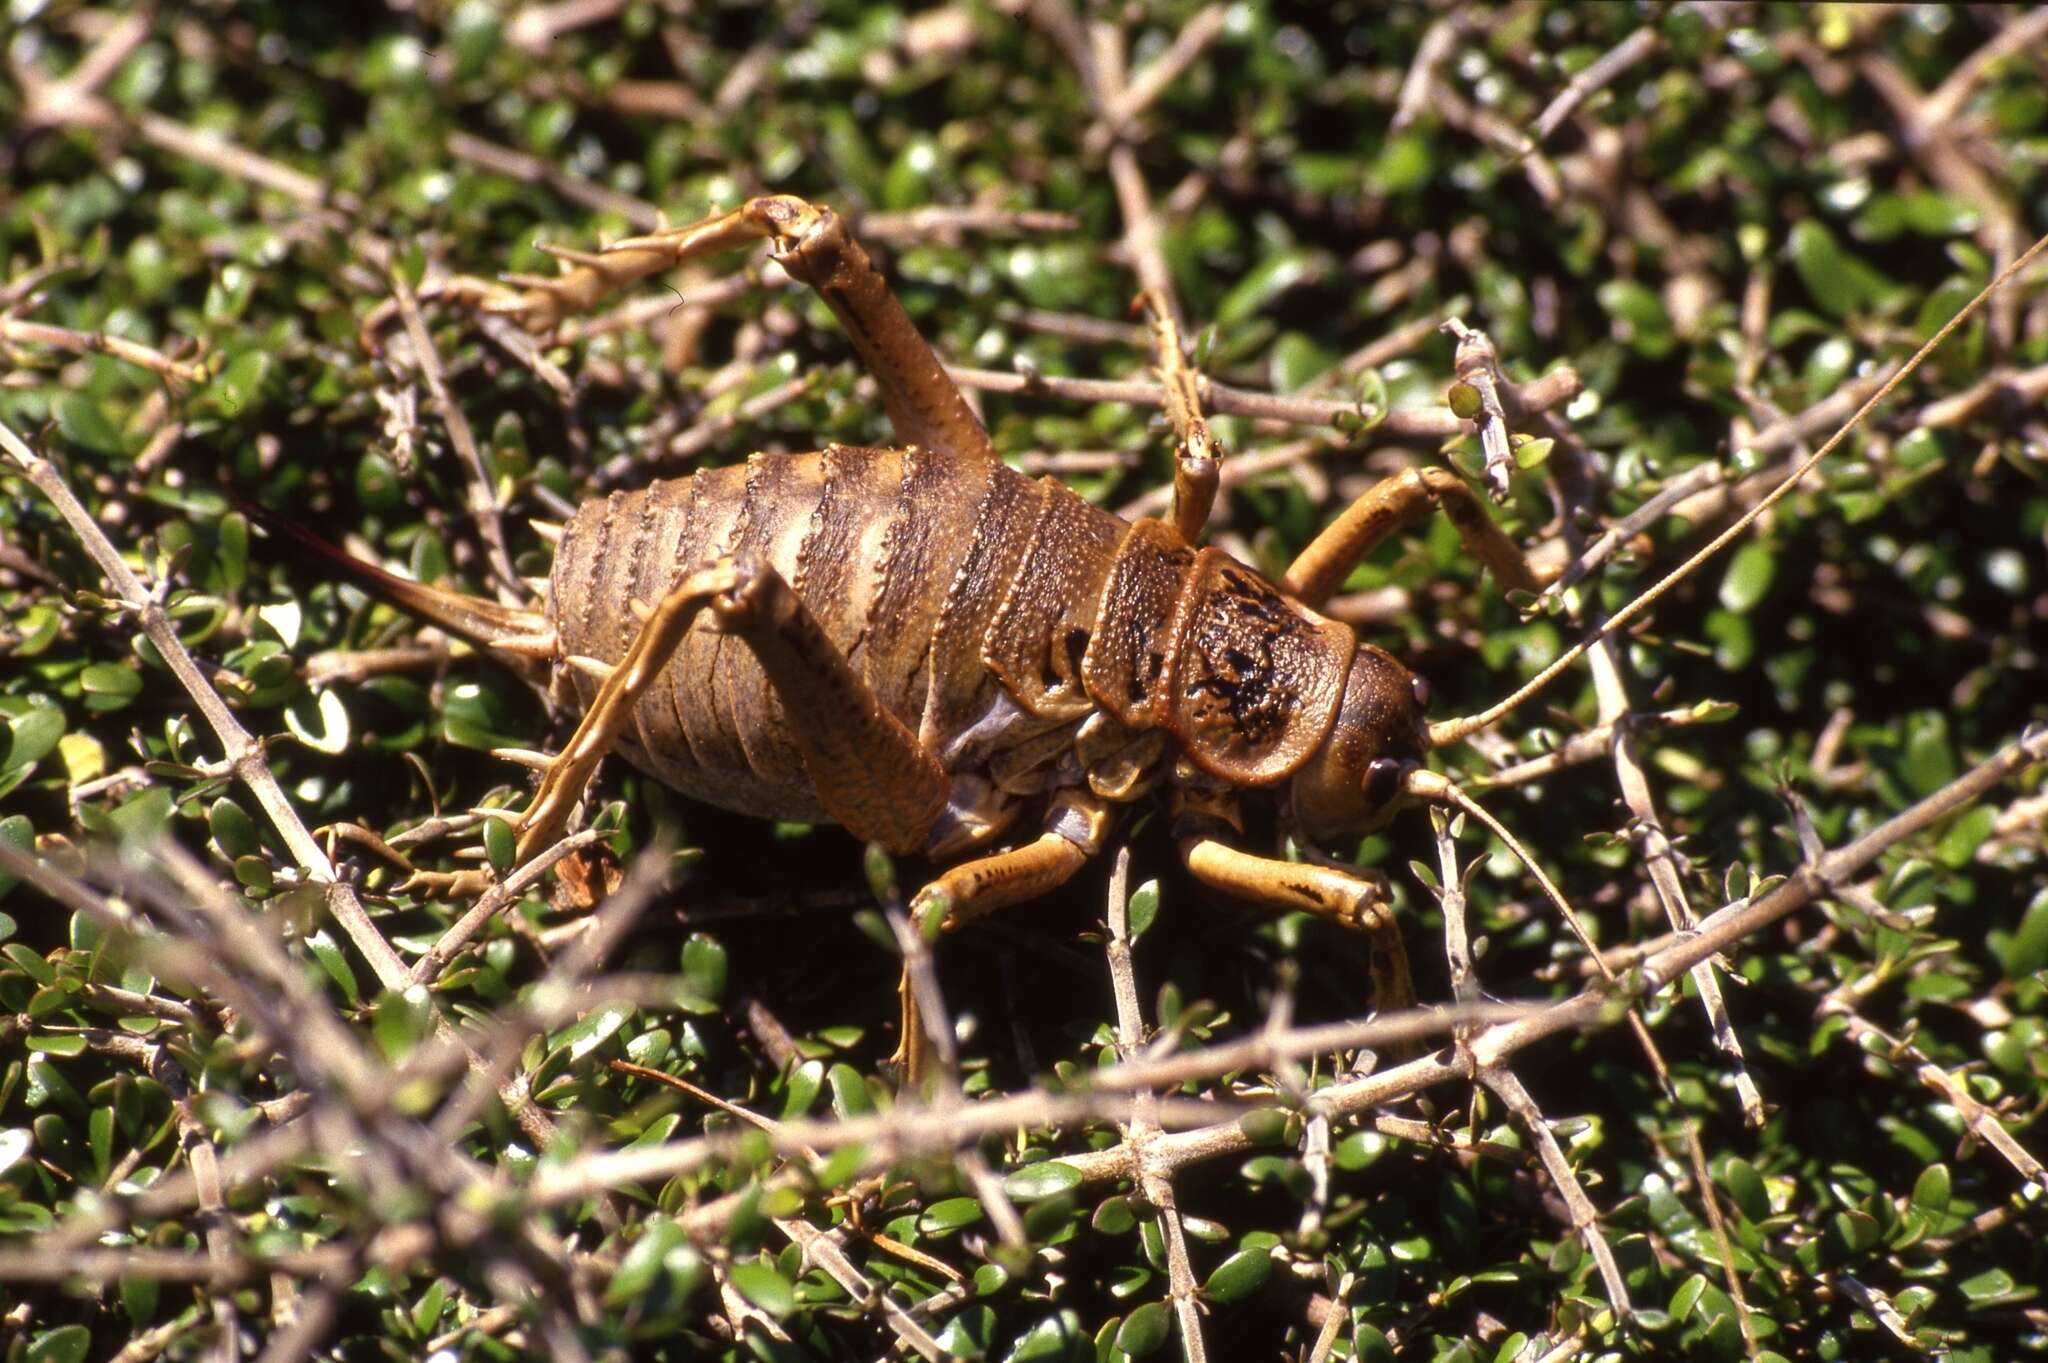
{"left": 283, "top": 193, "right": 2043, "bottom": 1081}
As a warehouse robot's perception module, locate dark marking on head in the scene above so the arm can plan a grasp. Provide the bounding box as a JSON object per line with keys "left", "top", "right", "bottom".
{"left": 1181, "top": 568, "right": 1307, "bottom": 747}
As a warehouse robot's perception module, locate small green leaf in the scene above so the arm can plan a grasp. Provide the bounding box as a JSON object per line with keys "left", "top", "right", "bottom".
{"left": 25, "top": 1325, "right": 91, "bottom": 1363}
{"left": 780, "top": 1059, "right": 825, "bottom": 1119}
{"left": 1215, "top": 248, "right": 1326, "bottom": 330}
{"left": 79, "top": 661, "right": 144, "bottom": 705}
{"left": 681, "top": 933, "right": 728, "bottom": 1002}
{"left": 55, "top": 393, "right": 125, "bottom": 456}
{"left": 1899, "top": 712, "right": 1957, "bottom": 798}
{"left": 728, "top": 1261, "right": 795, "bottom": 1318}
{"left": 606, "top": 1216, "right": 686, "bottom": 1305}
{"left": 1935, "top": 803, "right": 1996, "bottom": 869}
{"left": 1333, "top": 1130, "right": 1385, "bottom": 1170}
{"left": 482, "top": 817, "right": 516, "bottom": 875}
{"left": 1718, "top": 542, "right": 1776, "bottom": 614}
{"left": 107, "top": 788, "right": 174, "bottom": 843}
{"left": 826, "top": 1062, "right": 873, "bottom": 1118}
{"left": 1114, "top": 1300, "right": 1173, "bottom": 1357}
{"left": 285, "top": 689, "right": 351, "bottom": 756}
{"left": 1998, "top": 889, "right": 2048, "bottom": 979}
{"left": 5, "top": 942, "right": 56, "bottom": 986}
{"left": 1910, "top": 1164, "right": 1950, "bottom": 1217}
{"left": 1202, "top": 1245, "right": 1273, "bottom": 1305}
{"left": 0, "top": 816, "right": 35, "bottom": 901}
{"left": 1787, "top": 219, "right": 1898, "bottom": 317}
{"left": 6, "top": 706, "right": 65, "bottom": 771}
{"left": 918, "top": 1197, "right": 985, "bottom": 1236}
{"left": 208, "top": 797, "right": 261, "bottom": 859}
{"left": 1127, "top": 879, "right": 1159, "bottom": 944}
{"left": 562, "top": 1003, "right": 632, "bottom": 1061}
{"left": 1958, "top": 1266, "right": 2018, "bottom": 1304}
{"left": 1091, "top": 1195, "right": 1137, "bottom": 1235}
{"left": 1721, "top": 1156, "right": 1769, "bottom": 1223}
{"left": 1002, "top": 1160, "right": 1081, "bottom": 1202}
{"left": 410, "top": 1279, "right": 448, "bottom": 1336}
{"left": 306, "top": 928, "right": 361, "bottom": 1006}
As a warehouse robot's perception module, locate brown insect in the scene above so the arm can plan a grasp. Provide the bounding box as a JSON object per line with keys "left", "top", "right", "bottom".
{"left": 282, "top": 194, "right": 2038, "bottom": 1079}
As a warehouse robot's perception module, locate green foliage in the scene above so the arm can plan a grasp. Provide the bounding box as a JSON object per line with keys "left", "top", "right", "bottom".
{"left": 2, "top": 2, "right": 2045, "bottom": 1360}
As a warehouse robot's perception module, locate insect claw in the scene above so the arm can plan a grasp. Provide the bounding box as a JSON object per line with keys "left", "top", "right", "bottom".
{"left": 522, "top": 576, "right": 552, "bottom": 599}
{"left": 491, "top": 746, "right": 556, "bottom": 770}
{"left": 628, "top": 597, "right": 653, "bottom": 623}
{"left": 490, "top": 630, "right": 558, "bottom": 660}
{"left": 528, "top": 518, "right": 565, "bottom": 545}
{"left": 567, "top": 653, "right": 615, "bottom": 681}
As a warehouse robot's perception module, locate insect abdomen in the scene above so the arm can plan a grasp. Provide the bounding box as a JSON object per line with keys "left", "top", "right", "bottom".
{"left": 547, "top": 450, "right": 1133, "bottom": 824}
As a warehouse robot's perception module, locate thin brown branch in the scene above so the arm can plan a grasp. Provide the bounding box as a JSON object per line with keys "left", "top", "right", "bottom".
{"left": 1523, "top": 24, "right": 1663, "bottom": 151}
{"left": 1105, "top": 849, "right": 1209, "bottom": 1363}
{"left": 947, "top": 362, "right": 1581, "bottom": 436}
{"left": 0, "top": 315, "right": 210, "bottom": 387}
{"left": 408, "top": 828, "right": 607, "bottom": 985}
{"left": 1474, "top": 703, "right": 1725, "bottom": 790}
{"left": 385, "top": 267, "right": 524, "bottom": 604}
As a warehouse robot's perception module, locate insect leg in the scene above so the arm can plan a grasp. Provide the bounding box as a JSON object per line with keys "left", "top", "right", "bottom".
{"left": 511, "top": 560, "right": 746, "bottom": 869}
{"left": 894, "top": 789, "right": 1111, "bottom": 1083}
{"left": 705, "top": 552, "right": 950, "bottom": 855}
{"left": 515, "top": 551, "right": 950, "bottom": 896}
{"left": 1138, "top": 289, "right": 1223, "bottom": 543}
{"left": 1282, "top": 466, "right": 1540, "bottom": 609}
{"left": 1178, "top": 837, "right": 1416, "bottom": 1028}
{"left": 403, "top": 195, "right": 994, "bottom": 467}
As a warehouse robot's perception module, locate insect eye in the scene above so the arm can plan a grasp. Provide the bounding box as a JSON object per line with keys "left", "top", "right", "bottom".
{"left": 1409, "top": 674, "right": 1431, "bottom": 710}
{"left": 1364, "top": 757, "right": 1404, "bottom": 806}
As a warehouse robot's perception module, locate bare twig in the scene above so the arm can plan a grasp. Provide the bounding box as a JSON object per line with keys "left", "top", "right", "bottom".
{"left": 385, "top": 267, "right": 524, "bottom": 604}
{"left": 1523, "top": 24, "right": 1663, "bottom": 152}
{"left": 1105, "top": 848, "right": 1209, "bottom": 1363}
{"left": 1, "top": 315, "right": 210, "bottom": 387}
{"left": 947, "top": 361, "right": 1580, "bottom": 436}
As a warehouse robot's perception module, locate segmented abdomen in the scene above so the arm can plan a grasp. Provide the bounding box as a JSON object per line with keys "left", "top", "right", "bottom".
{"left": 546, "top": 448, "right": 1129, "bottom": 824}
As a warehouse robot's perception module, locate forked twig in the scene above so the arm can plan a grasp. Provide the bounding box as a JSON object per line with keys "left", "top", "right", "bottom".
{"left": 1105, "top": 848, "right": 1210, "bottom": 1363}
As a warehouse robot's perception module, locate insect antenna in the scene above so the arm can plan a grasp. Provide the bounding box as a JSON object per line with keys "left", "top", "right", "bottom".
{"left": 1399, "top": 766, "right": 1614, "bottom": 976}
{"left": 1428, "top": 228, "right": 2048, "bottom": 751}
{"left": 238, "top": 498, "right": 556, "bottom": 660}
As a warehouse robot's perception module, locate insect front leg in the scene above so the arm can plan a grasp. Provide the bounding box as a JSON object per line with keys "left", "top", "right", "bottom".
{"left": 1282, "top": 465, "right": 1542, "bottom": 610}
{"left": 895, "top": 789, "right": 1113, "bottom": 1085}
{"left": 1177, "top": 817, "right": 1416, "bottom": 1034}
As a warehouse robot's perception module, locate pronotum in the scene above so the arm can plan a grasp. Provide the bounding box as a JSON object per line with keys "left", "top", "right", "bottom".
{"left": 264, "top": 193, "right": 2047, "bottom": 1079}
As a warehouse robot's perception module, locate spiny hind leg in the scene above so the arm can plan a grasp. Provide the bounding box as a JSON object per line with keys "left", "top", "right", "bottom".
{"left": 706, "top": 553, "right": 949, "bottom": 854}
{"left": 1138, "top": 289, "right": 1223, "bottom": 544}
{"left": 371, "top": 195, "right": 993, "bottom": 465}
{"left": 1178, "top": 836, "right": 1416, "bottom": 1038}
{"left": 894, "top": 790, "right": 1110, "bottom": 1086}
{"left": 1282, "top": 465, "right": 1543, "bottom": 609}
{"left": 419, "top": 552, "right": 948, "bottom": 896}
